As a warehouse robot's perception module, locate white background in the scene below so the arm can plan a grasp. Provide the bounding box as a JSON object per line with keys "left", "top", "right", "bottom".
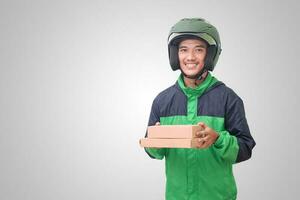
{"left": 1, "top": 0, "right": 300, "bottom": 199}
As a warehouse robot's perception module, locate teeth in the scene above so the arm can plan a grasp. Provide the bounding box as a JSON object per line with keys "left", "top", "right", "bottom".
{"left": 186, "top": 64, "right": 197, "bottom": 68}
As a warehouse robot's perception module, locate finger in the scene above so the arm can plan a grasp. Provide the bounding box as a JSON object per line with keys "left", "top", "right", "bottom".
{"left": 197, "top": 122, "right": 205, "bottom": 128}
{"left": 195, "top": 138, "right": 201, "bottom": 148}
{"left": 200, "top": 136, "right": 212, "bottom": 148}
{"left": 155, "top": 122, "right": 160, "bottom": 126}
{"left": 201, "top": 140, "right": 211, "bottom": 148}
{"left": 197, "top": 122, "right": 204, "bottom": 126}
{"left": 196, "top": 130, "right": 207, "bottom": 138}
{"left": 195, "top": 131, "right": 205, "bottom": 137}
{"left": 196, "top": 138, "right": 206, "bottom": 148}
{"left": 201, "top": 130, "right": 207, "bottom": 138}
{"left": 197, "top": 122, "right": 206, "bottom": 131}
{"left": 204, "top": 136, "right": 215, "bottom": 148}
{"left": 195, "top": 138, "right": 202, "bottom": 148}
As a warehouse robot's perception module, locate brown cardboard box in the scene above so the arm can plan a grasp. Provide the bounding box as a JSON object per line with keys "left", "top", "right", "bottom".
{"left": 139, "top": 138, "right": 198, "bottom": 148}
{"left": 147, "top": 125, "right": 201, "bottom": 139}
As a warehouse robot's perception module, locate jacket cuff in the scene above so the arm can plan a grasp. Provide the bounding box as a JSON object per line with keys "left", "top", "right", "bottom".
{"left": 145, "top": 148, "right": 165, "bottom": 160}
{"left": 214, "top": 131, "right": 224, "bottom": 148}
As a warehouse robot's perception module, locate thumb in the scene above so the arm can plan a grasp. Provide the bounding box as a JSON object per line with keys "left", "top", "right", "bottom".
{"left": 197, "top": 122, "right": 206, "bottom": 128}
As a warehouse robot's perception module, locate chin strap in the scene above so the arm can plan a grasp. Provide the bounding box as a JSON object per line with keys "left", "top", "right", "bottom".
{"left": 196, "top": 68, "right": 207, "bottom": 80}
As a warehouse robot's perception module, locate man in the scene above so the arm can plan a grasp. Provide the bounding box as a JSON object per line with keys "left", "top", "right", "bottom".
{"left": 144, "top": 18, "right": 256, "bottom": 200}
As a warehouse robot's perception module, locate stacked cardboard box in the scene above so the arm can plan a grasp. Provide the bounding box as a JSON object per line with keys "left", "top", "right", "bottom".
{"left": 139, "top": 125, "right": 201, "bottom": 148}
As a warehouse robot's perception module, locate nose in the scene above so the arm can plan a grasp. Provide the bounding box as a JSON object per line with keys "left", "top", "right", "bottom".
{"left": 186, "top": 51, "right": 196, "bottom": 61}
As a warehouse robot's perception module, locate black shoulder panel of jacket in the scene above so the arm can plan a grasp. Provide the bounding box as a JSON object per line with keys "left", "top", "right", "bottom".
{"left": 198, "top": 81, "right": 226, "bottom": 117}
{"left": 150, "top": 84, "right": 187, "bottom": 121}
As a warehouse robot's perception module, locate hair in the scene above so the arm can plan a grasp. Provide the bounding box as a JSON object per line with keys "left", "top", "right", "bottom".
{"left": 172, "top": 35, "right": 209, "bottom": 49}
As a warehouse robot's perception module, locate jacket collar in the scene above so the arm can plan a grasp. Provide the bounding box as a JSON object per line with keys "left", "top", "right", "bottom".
{"left": 177, "top": 72, "right": 219, "bottom": 97}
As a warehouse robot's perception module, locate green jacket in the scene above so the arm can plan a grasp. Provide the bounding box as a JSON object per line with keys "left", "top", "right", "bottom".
{"left": 145, "top": 73, "right": 255, "bottom": 200}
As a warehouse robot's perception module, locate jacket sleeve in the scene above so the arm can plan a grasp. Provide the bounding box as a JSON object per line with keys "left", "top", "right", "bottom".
{"left": 212, "top": 130, "right": 240, "bottom": 164}
{"left": 212, "top": 92, "right": 256, "bottom": 164}
{"left": 224, "top": 94, "right": 256, "bottom": 163}
{"left": 144, "top": 98, "right": 167, "bottom": 160}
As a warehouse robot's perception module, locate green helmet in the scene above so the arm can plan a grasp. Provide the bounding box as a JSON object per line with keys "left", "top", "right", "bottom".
{"left": 168, "top": 18, "right": 222, "bottom": 72}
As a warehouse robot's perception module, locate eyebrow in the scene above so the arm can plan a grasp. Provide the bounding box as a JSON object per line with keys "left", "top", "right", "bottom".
{"left": 178, "top": 44, "right": 207, "bottom": 49}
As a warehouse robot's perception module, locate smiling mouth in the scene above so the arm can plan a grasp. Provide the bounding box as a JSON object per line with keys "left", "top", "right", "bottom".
{"left": 185, "top": 63, "right": 198, "bottom": 69}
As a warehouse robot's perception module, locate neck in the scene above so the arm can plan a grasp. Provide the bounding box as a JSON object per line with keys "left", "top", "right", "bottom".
{"left": 183, "top": 71, "right": 208, "bottom": 88}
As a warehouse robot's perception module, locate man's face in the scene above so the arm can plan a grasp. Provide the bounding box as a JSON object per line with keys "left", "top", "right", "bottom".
{"left": 178, "top": 39, "right": 207, "bottom": 78}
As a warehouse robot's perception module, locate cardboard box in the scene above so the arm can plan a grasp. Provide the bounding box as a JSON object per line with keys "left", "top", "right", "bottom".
{"left": 147, "top": 125, "right": 201, "bottom": 139}
{"left": 140, "top": 138, "right": 198, "bottom": 148}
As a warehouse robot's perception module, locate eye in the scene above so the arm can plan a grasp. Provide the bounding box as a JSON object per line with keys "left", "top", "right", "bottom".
{"left": 195, "top": 48, "right": 204, "bottom": 53}
{"left": 179, "top": 48, "right": 187, "bottom": 53}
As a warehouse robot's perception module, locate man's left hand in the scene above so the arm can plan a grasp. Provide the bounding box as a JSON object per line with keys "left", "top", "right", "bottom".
{"left": 195, "top": 122, "right": 219, "bottom": 149}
